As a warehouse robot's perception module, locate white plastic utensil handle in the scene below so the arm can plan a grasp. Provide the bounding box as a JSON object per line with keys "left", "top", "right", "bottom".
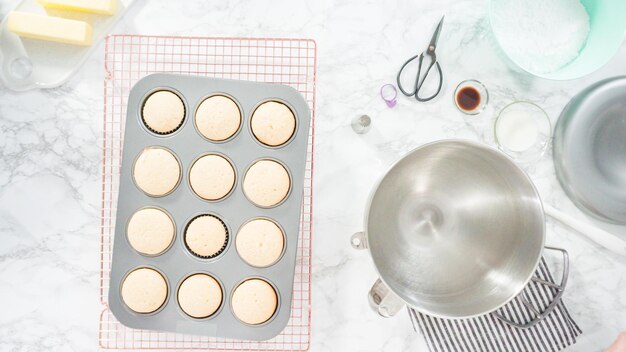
{"left": 544, "top": 204, "right": 626, "bottom": 257}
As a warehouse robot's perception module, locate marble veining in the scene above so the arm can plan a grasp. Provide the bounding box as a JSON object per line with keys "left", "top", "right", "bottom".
{"left": 1, "top": 0, "right": 625, "bottom": 351}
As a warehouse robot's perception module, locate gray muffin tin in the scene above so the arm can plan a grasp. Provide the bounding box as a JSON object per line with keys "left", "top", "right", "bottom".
{"left": 108, "top": 73, "right": 311, "bottom": 341}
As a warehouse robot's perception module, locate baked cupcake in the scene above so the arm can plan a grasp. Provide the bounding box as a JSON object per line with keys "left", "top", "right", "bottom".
{"left": 184, "top": 214, "right": 228, "bottom": 258}
{"left": 236, "top": 219, "right": 284, "bottom": 267}
{"left": 133, "top": 147, "right": 181, "bottom": 197}
{"left": 121, "top": 267, "right": 168, "bottom": 314}
{"left": 231, "top": 278, "right": 278, "bottom": 325}
{"left": 127, "top": 207, "right": 175, "bottom": 256}
{"left": 250, "top": 101, "right": 296, "bottom": 147}
{"left": 189, "top": 154, "right": 236, "bottom": 201}
{"left": 177, "top": 273, "right": 222, "bottom": 318}
{"left": 195, "top": 95, "right": 241, "bottom": 141}
{"left": 243, "top": 160, "right": 290, "bottom": 207}
{"left": 142, "top": 90, "right": 185, "bottom": 134}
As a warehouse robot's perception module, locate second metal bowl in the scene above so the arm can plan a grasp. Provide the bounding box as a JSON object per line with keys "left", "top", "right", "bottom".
{"left": 553, "top": 76, "right": 626, "bottom": 224}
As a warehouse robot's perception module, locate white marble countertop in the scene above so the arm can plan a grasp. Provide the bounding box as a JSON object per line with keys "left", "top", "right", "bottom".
{"left": 1, "top": 0, "right": 625, "bottom": 351}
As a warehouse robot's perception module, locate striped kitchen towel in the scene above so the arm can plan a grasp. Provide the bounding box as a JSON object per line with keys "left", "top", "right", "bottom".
{"left": 409, "top": 258, "right": 582, "bottom": 352}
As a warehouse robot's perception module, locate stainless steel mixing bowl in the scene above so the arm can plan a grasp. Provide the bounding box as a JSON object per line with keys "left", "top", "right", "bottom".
{"left": 352, "top": 140, "right": 546, "bottom": 319}
{"left": 553, "top": 76, "right": 626, "bottom": 224}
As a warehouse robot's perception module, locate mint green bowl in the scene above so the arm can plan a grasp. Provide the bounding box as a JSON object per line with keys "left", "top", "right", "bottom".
{"left": 489, "top": 0, "right": 626, "bottom": 80}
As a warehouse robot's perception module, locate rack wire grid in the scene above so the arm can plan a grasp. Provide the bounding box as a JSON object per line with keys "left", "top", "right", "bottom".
{"left": 99, "top": 35, "right": 316, "bottom": 351}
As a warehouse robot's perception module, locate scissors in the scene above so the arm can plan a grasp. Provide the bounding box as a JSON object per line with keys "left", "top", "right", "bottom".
{"left": 397, "top": 16, "right": 444, "bottom": 102}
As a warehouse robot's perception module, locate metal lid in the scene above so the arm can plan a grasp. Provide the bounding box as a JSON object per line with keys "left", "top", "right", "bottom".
{"left": 553, "top": 76, "right": 626, "bottom": 224}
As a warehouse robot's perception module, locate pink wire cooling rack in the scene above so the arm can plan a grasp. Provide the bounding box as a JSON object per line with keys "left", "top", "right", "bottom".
{"left": 98, "top": 35, "right": 316, "bottom": 351}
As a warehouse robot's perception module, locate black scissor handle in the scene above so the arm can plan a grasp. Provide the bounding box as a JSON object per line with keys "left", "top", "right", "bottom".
{"left": 397, "top": 53, "right": 421, "bottom": 97}
{"left": 396, "top": 53, "right": 443, "bottom": 102}
{"left": 415, "top": 60, "right": 442, "bottom": 102}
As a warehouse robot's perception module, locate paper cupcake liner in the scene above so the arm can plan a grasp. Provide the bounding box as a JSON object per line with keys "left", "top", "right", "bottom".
{"left": 140, "top": 90, "right": 187, "bottom": 135}
{"left": 184, "top": 214, "right": 229, "bottom": 259}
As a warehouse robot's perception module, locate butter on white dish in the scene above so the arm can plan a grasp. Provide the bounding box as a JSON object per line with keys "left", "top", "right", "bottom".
{"left": 37, "top": 0, "right": 116, "bottom": 16}
{"left": 7, "top": 11, "right": 92, "bottom": 46}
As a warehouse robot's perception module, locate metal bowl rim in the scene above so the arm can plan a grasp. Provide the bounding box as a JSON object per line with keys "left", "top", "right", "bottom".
{"left": 553, "top": 76, "right": 626, "bottom": 225}
{"left": 362, "top": 139, "right": 546, "bottom": 319}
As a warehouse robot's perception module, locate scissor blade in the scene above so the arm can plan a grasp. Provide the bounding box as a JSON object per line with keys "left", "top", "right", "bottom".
{"left": 428, "top": 16, "right": 445, "bottom": 50}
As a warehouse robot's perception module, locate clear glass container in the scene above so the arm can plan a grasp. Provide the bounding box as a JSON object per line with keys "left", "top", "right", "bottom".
{"left": 454, "top": 79, "right": 489, "bottom": 115}
{"left": 494, "top": 101, "right": 552, "bottom": 163}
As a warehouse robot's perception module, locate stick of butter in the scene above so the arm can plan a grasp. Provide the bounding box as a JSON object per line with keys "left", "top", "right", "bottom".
{"left": 7, "top": 11, "right": 92, "bottom": 46}
{"left": 37, "top": 0, "right": 116, "bottom": 16}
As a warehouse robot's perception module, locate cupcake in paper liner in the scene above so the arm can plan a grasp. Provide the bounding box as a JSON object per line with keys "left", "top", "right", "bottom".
{"left": 184, "top": 214, "right": 229, "bottom": 259}
{"left": 141, "top": 90, "right": 186, "bottom": 135}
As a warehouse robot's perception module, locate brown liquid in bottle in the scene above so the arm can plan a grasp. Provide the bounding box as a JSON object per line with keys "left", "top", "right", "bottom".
{"left": 456, "top": 86, "right": 481, "bottom": 111}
